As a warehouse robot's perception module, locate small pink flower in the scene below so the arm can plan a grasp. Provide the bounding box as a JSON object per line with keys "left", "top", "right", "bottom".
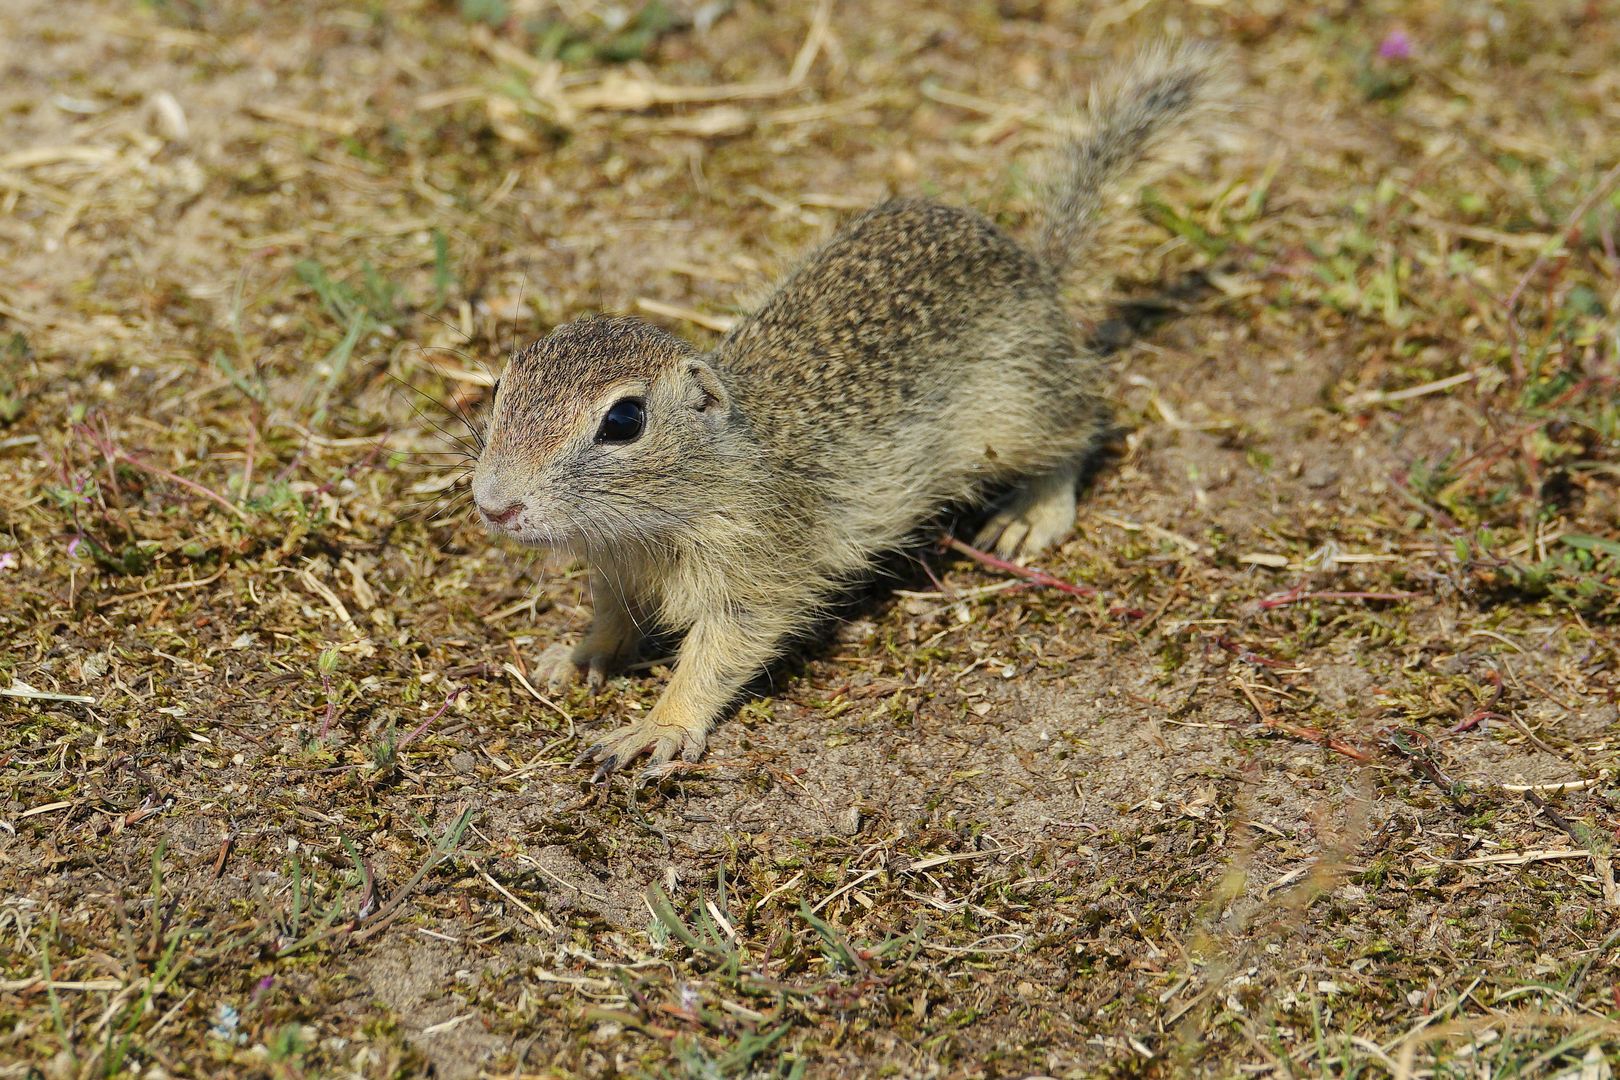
{"left": 1378, "top": 29, "right": 1412, "bottom": 61}
{"left": 67, "top": 537, "right": 83, "bottom": 558}
{"left": 0, "top": 552, "right": 16, "bottom": 571}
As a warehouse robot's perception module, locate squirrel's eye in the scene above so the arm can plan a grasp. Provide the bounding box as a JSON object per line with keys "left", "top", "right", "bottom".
{"left": 596, "top": 397, "right": 645, "bottom": 444}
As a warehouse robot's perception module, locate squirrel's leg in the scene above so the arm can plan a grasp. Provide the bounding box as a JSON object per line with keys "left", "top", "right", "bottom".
{"left": 580, "top": 609, "right": 779, "bottom": 780}
{"left": 973, "top": 461, "right": 1082, "bottom": 561}
{"left": 535, "top": 567, "right": 645, "bottom": 692}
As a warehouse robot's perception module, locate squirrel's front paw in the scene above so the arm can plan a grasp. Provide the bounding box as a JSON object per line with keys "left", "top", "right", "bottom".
{"left": 576, "top": 712, "right": 708, "bottom": 783}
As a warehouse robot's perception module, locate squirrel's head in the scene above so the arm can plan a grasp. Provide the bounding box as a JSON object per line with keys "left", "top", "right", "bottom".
{"left": 471, "top": 315, "right": 734, "bottom": 551}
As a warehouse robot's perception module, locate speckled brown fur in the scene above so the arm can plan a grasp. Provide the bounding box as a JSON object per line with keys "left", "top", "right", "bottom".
{"left": 471, "top": 42, "right": 1231, "bottom": 779}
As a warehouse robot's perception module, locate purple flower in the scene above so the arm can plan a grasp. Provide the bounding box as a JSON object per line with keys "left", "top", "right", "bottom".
{"left": 67, "top": 537, "right": 83, "bottom": 558}
{"left": 0, "top": 552, "right": 16, "bottom": 571}
{"left": 1378, "top": 29, "right": 1412, "bottom": 61}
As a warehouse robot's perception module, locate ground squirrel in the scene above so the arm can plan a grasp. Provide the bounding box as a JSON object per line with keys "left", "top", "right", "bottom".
{"left": 472, "top": 42, "right": 1231, "bottom": 780}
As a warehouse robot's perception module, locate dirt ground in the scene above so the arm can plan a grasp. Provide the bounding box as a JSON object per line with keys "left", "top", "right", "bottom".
{"left": 3, "top": 0, "right": 1619, "bottom": 1076}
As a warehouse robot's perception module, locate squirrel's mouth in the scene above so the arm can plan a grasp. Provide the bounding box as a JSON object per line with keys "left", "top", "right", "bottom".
{"left": 479, "top": 516, "right": 571, "bottom": 549}
{"left": 475, "top": 500, "right": 572, "bottom": 548}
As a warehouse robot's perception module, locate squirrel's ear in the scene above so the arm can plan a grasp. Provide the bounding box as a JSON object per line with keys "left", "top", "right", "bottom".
{"left": 684, "top": 359, "right": 729, "bottom": 414}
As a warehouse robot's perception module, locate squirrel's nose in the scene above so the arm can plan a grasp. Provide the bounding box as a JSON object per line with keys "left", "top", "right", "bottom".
{"left": 479, "top": 499, "right": 525, "bottom": 526}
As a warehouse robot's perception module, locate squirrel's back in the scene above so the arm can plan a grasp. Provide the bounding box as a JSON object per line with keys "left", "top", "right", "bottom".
{"left": 704, "top": 43, "right": 1230, "bottom": 553}
{"left": 716, "top": 198, "right": 1064, "bottom": 447}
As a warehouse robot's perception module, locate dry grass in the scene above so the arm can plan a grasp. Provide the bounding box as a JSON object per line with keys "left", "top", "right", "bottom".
{"left": 2, "top": 0, "right": 1618, "bottom": 1076}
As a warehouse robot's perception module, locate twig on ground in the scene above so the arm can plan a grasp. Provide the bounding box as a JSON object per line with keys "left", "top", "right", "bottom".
{"left": 1384, "top": 727, "right": 1479, "bottom": 812}
{"left": 1499, "top": 775, "right": 1609, "bottom": 795}
{"left": 1212, "top": 636, "right": 1289, "bottom": 670}
{"left": 397, "top": 687, "right": 467, "bottom": 752}
{"left": 1521, "top": 789, "right": 1589, "bottom": 849}
{"left": 350, "top": 803, "right": 475, "bottom": 943}
{"left": 472, "top": 859, "right": 558, "bottom": 935}
{"left": 942, "top": 536, "right": 1098, "bottom": 599}
{"left": 2, "top": 683, "right": 96, "bottom": 705}
{"left": 81, "top": 419, "right": 249, "bottom": 521}
{"left": 1256, "top": 587, "right": 1418, "bottom": 610}
{"left": 635, "top": 298, "right": 737, "bottom": 333}
{"left": 502, "top": 662, "right": 573, "bottom": 736}
{"left": 1235, "top": 679, "right": 1374, "bottom": 762}
{"left": 95, "top": 567, "right": 228, "bottom": 609}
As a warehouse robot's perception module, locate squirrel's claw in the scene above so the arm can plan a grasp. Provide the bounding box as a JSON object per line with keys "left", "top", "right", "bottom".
{"left": 578, "top": 715, "right": 708, "bottom": 783}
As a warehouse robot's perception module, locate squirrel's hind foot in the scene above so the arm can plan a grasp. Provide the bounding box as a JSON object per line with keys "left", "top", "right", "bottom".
{"left": 973, "top": 464, "right": 1081, "bottom": 562}
{"left": 534, "top": 641, "right": 624, "bottom": 693}
{"left": 535, "top": 620, "right": 643, "bottom": 693}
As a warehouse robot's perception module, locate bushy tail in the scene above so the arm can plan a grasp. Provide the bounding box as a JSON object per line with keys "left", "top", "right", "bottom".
{"left": 1036, "top": 41, "right": 1232, "bottom": 278}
